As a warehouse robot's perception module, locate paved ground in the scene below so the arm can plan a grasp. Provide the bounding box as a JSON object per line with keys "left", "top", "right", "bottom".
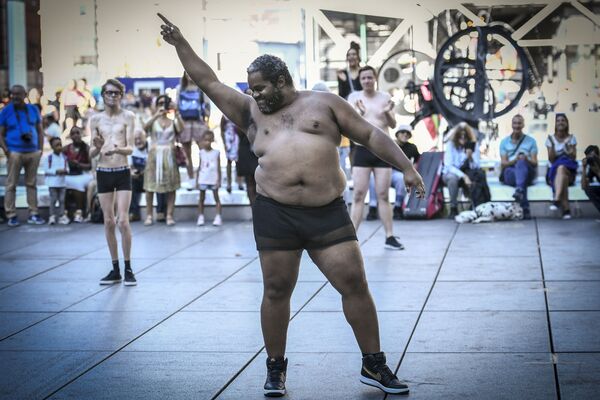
{"left": 0, "top": 215, "right": 598, "bottom": 399}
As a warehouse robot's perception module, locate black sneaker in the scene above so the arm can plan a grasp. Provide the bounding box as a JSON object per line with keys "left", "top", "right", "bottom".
{"left": 100, "top": 269, "right": 122, "bottom": 285}
{"left": 366, "top": 206, "right": 378, "bottom": 221}
{"left": 124, "top": 269, "right": 137, "bottom": 286}
{"left": 512, "top": 188, "right": 524, "bottom": 203}
{"left": 360, "top": 352, "right": 409, "bottom": 395}
{"left": 385, "top": 236, "right": 404, "bottom": 250}
{"left": 522, "top": 208, "right": 532, "bottom": 220}
{"left": 264, "top": 357, "right": 287, "bottom": 397}
{"left": 448, "top": 206, "right": 458, "bottom": 219}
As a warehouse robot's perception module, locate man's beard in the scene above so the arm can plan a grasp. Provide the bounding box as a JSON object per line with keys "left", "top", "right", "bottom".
{"left": 256, "top": 89, "right": 284, "bottom": 114}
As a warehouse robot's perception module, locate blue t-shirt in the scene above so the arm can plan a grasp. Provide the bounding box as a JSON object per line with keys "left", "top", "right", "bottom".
{"left": 0, "top": 103, "right": 41, "bottom": 152}
{"left": 500, "top": 134, "right": 538, "bottom": 162}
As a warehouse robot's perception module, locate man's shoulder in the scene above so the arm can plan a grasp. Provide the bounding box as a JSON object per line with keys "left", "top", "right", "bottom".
{"left": 121, "top": 109, "right": 136, "bottom": 120}
{"left": 376, "top": 90, "right": 391, "bottom": 100}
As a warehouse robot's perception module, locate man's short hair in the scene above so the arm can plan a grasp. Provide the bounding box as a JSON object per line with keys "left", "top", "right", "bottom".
{"left": 101, "top": 78, "right": 125, "bottom": 95}
{"left": 10, "top": 85, "right": 26, "bottom": 95}
{"left": 358, "top": 65, "right": 377, "bottom": 79}
{"left": 247, "top": 55, "right": 293, "bottom": 86}
{"left": 49, "top": 136, "right": 61, "bottom": 146}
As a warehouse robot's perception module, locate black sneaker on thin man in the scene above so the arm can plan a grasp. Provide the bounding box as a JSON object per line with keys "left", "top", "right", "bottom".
{"left": 264, "top": 357, "right": 287, "bottom": 397}
{"left": 385, "top": 236, "right": 404, "bottom": 250}
{"left": 99, "top": 269, "right": 122, "bottom": 285}
{"left": 360, "top": 352, "right": 409, "bottom": 395}
{"left": 124, "top": 269, "right": 137, "bottom": 286}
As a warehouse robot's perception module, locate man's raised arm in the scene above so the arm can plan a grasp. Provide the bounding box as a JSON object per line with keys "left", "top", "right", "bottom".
{"left": 158, "top": 13, "right": 251, "bottom": 130}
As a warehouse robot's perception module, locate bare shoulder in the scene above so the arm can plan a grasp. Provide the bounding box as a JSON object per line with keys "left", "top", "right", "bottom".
{"left": 121, "top": 109, "right": 136, "bottom": 122}
{"left": 300, "top": 90, "right": 346, "bottom": 110}
{"left": 378, "top": 91, "right": 391, "bottom": 101}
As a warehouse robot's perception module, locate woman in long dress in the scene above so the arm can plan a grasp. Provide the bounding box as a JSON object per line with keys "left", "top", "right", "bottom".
{"left": 143, "top": 95, "right": 183, "bottom": 226}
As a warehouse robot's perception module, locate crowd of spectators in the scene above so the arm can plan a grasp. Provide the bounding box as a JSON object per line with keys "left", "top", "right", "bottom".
{"left": 0, "top": 65, "right": 598, "bottom": 226}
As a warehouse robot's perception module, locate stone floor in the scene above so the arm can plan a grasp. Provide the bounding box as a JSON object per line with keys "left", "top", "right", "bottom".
{"left": 0, "top": 214, "right": 598, "bottom": 399}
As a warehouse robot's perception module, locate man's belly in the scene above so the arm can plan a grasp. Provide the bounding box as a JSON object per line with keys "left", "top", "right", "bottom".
{"left": 254, "top": 157, "right": 346, "bottom": 206}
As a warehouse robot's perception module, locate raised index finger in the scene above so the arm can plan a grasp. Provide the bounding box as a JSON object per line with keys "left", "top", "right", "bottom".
{"left": 157, "top": 13, "right": 173, "bottom": 26}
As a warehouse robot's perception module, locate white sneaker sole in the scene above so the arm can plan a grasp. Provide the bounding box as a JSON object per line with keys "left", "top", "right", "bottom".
{"left": 124, "top": 281, "right": 137, "bottom": 286}
{"left": 384, "top": 244, "right": 405, "bottom": 250}
{"left": 263, "top": 388, "right": 285, "bottom": 397}
{"left": 360, "top": 376, "right": 409, "bottom": 394}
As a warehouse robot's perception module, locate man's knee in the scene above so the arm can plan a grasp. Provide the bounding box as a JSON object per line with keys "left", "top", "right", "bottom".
{"left": 104, "top": 217, "right": 116, "bottom": 230}
{"left": 334, "top": 270, "right": 369, "bottom": 297}
{"left": 353, "top": 188, "right": 368, "bottom": 201}
{"left": 375, "top": 189, "right": 389, "bottom": 202}
{"left": 117, "top": 218, "right": 130, "bottom": 231}
{"left": 263, "top": 279, "right": 294, "bottom": 302}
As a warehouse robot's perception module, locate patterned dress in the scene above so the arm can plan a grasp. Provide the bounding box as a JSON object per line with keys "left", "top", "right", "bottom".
{"left": 143, "top": 119, "right": 181, "bottom": 193}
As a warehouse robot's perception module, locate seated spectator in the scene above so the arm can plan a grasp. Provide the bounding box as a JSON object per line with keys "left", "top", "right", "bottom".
{"left": 582, "top": 145, "right": 600, "bottom": 214}
{"left": 43, "top": 137, "right": 70, "bottom": 225}
{"left": 63, "top": 126, "right": 93, "bottom": 222}
{"left": 368, "top": 124, "right": 420, "bottom": 220}
{"left": 546, "top": 113, "right": 578, "bottom": 219}
{"left": 499, "top": 114, "right": 538, "bottom": 220}
{"left": 129, "top": 130, "right": 148, "bottom": 222}
{"left": 443, "top": 122, "right": 481, "bottom": 218}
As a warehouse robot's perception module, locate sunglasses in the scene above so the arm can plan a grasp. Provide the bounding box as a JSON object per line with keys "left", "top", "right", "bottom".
{"left": 103, "top": 90, "right": 122, "bottom": 97}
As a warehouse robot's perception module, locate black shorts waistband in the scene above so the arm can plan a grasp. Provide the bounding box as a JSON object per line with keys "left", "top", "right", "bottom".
{"left": 96, "top": 166, "right": 130, "bottom": 173}
{"left": 256, "top": 194, "right": 344, "bottom": 210}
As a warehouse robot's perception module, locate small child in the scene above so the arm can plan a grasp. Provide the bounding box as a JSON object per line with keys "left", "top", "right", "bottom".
{"left": 44, "top": 137, "right": 70, "bottom": 225}
{"left": 196, "top": 130, "right": 222, "bottom": 226}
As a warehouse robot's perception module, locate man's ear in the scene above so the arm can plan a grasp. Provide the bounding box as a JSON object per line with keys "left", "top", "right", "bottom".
{"left": 277, "top": 75, "right": 286, "bottom": 89}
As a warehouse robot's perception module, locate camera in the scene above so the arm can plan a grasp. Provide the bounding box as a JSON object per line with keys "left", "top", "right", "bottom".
{"left": 20, "top": 132, "right": 33, "bottom": 143}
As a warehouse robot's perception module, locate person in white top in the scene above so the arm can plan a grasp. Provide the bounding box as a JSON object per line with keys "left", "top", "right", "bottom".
{"left": 43, "top": 137, "right": 70, "bottom": 225}
{"left": 347, "top": 66, "right": 403, "bottom": 250}
{"left": 545, "top": 113, "right": 578, "bottom": 219}
{"left": 196, "top": 130, "right": 222, "bottom": 226}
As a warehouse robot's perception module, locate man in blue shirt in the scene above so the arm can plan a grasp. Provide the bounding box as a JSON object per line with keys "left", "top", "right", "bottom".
{"left": 0, "top": 85, "right": 45, "bottom": 226}
{"left": 499, "top": 114, "right": 538, "bottom": 219}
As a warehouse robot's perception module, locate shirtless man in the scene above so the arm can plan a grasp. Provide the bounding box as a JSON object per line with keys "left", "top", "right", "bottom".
{"left": 90, "top": 79, "right": 137, "bottom": 286}
{"left": 348, "top": 66, "right": 403, "bottom": 250}
{"left": 159, "top": 14, "right": 425, "bottom": 397}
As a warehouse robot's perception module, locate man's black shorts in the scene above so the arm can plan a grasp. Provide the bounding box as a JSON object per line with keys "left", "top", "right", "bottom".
{"left": 252, "top": 195, "right": 357, "bottom": 251}
{"left": 352, "top": 146, "right": 391, "bottom": 168}
{"left": 97, "top": 167, "right": 132, "bottom": 193}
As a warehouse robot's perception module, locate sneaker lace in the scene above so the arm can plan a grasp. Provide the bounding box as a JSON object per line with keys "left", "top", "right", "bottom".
{"left": 268, "top": 367, "right": 284, "bottom": 381}
{"left": 378, "top": 364, "right": 397, "bottom": 383}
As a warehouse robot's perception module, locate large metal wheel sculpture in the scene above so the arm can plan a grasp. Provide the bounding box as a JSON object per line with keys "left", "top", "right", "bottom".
{"left": 433, "top": 25, "right": 529, "bottom": 126}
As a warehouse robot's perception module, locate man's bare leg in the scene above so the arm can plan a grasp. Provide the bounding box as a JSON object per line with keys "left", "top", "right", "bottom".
{"left": 259, "top": 249, "right": 302, "bottom": 358}
{"left": 373, "top": 167, "right": 394, "bottom": 238}
{"left": 350, "top": 167, "right": 373, "bottom": 231}
{"left": 307, "top": 241, "right": 380, "bottom": 353}
{"left": 115, "top": 190, "right": 132, "bottom": 260}
{"left": 99, "top": 192, "right": 118, "bottom": 260}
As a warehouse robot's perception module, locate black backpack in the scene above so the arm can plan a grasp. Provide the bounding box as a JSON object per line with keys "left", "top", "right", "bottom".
{"left": 89, "top": 194, "right": 104, "bottom": 223}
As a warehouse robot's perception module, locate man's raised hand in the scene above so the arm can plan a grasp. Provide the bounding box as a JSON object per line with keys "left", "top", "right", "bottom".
{"left": 158, "top": 13, "right": 184, "bottom": 46}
